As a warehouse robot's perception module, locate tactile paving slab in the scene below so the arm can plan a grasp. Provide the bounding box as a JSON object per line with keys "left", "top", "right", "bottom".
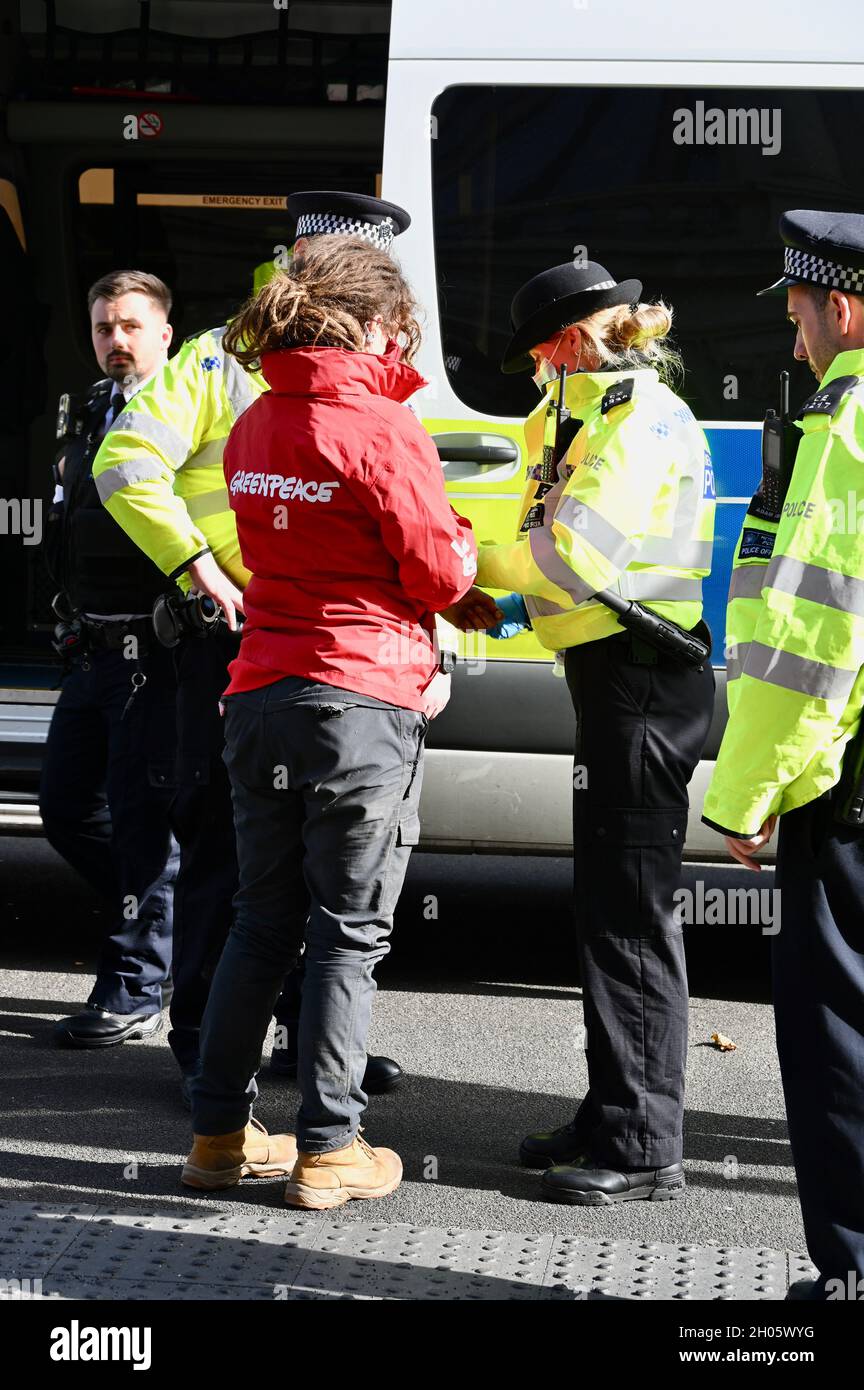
{"left": 45, "top": 1209, "right": 325, "bottom": 1294}
{"left": 291, "top": 1225, "right": 555, "bottom": 1300}
{"left": 0, "top": 1202, "right": 99, "bottom": 1291}
{"left": 541, "top": 1237, "right": 801, "bottom": 1301}
{"left": 0, "top": 1201, "right": 818, "bottom": 1300}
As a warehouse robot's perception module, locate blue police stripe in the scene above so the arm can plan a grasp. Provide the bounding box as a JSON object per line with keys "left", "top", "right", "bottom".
{"left": 702, "top": 426, "right": 761, "bottom": 664}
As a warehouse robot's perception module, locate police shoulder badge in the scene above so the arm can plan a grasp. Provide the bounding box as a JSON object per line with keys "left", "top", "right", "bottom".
{"left": 797, "top": 375, "right": 859, "bottom": 419}
{"left": 600, "top": 377, "right": 635, "bottom": 415}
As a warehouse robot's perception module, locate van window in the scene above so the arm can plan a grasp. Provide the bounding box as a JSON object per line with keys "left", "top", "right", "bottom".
{"left": 431, "top": 85, "right": 864, "bottom": 421}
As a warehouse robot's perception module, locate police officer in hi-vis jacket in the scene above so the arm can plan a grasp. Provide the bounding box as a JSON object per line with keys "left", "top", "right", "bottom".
{"left": 455, "top": 258, "right": 716, "bottom": 1206}
{"left": 704, "top": 210, "right": 864, "bottom": 1299}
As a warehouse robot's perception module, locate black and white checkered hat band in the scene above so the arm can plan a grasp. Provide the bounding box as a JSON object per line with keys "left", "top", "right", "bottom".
{"left": 784, "top": 245, "right": 864, "bottom": 293}
{"left": 295, "top": 211, "right": 396, "bottom": 251}
{"left": 582, "top": 279, "right": 616, "bottom": 292}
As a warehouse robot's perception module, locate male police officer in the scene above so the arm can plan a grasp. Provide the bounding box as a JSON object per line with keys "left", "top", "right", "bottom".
{"left": 91, "top": 193, "right": 410, "bottom": 1101}
{"left": 41, "top": 270, "right": 178, "bottom": 1046}
{"left": 704, "top": 210, "right": 864, "bottom": 1298}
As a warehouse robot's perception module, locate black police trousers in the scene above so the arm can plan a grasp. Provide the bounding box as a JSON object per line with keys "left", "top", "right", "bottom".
{"left": 39, "top": 641, "right": 178, "bottom": 1016}
{"left": 167, "top": 625, "right": 299, "bottom": 1072}
{"left": 774, "top": 796, "right": 864, "bottom": 1292}
{"left": 565, "top": 628, "right": 715, "bottom": 1168}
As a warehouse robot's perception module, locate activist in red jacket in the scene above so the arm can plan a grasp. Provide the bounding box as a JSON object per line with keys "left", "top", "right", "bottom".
{"left": 222, "top": 339, "right": 477, "bottom": 712}
{"left": 183, "top": 237, "right": 496, "bottom": 1204}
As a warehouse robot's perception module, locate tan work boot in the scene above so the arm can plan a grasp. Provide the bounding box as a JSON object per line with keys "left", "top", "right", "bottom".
{"left": 181, "top": 1116, "right": 298, "bottom": 1190}
{"left": 284, "top": 1131, "right": 402, "bottom": 1210}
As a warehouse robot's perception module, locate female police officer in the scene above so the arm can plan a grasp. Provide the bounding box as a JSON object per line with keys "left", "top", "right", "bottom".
{"left": 461, "top": 259, "right": 715, "bottom": 1204}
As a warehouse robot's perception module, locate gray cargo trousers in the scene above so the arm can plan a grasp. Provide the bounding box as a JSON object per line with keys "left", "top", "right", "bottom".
{"left": 191, "top": 675, "right": 426, "bottom": 1151}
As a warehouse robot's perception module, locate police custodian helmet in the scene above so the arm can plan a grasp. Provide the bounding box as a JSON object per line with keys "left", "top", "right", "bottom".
{"left": 286, "top": 190, "right": 411, "bottom": 254}
{"left": 758, "top": 209, "right": 864, "bottom": 297}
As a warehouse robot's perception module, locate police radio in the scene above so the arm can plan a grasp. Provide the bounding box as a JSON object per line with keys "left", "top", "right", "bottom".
{"left": 521, "top": 368, "right": 569, "bottom": 532}
{"left": 760, "top": 371, "right": 799, "bottom": 513}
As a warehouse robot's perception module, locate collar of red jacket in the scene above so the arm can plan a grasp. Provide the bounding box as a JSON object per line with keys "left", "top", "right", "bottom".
{"left": 260, "top": 343, "right": 428, "bottom": 403}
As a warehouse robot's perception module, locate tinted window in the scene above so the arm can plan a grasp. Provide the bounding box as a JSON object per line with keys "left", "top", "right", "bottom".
{"left": 431, "top": 86, "right": 864, "bottom": 420}
{"left": 74, "top": 161, "right": 380, "bottom": 346}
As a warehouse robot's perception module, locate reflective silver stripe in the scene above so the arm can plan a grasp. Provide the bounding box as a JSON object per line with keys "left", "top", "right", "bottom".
{"left": 765, "top": 554, "right": 864, "bottom": 615}
{"left": 113, "top": 409, "right": 190, "bottom": 464}
{"left": 617, "top": 573, "right": 703, "bottom": 602}
{"left": 744, "top": 640, "right": 857, "bottom": 701}
{"left": 95, "top": 458, "right": 166, "bottom": 502}
{"left": 217, "top": 330, "right": 259, "bottom": 421}
{"left": 185, "top": 488, "right": 230, "bottom": 522}
{"left": 528, "top": 525, "right": 595, "bottom": 604}
{"left": 726, "top": 642, "right": 749, "bottom": 681}
{"left": 727, "top": 565, "right": 766, "bottom": 601}
{"left": 555, "top": 497, "right": 637, "bottom": 570}
{"left": 639, "top": 536, "right": 713, "bottom": 569}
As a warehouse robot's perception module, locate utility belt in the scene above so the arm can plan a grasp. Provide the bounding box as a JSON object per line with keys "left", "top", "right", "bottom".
{"left": 81, "top": 615, "right": 153, "bottom": 652}
{"left": 578, "top": 619, "right": 712, "bottom": 669}
{"left": 51, "top": 598, "right": 155, "bottom": 664}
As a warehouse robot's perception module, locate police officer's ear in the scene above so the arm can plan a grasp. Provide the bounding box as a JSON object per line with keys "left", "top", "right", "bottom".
{"left": 828, "top": 288, "right": 863, "bottom": 341}
{"left": 161, "top": 319, "right": 174, "bottom": 354}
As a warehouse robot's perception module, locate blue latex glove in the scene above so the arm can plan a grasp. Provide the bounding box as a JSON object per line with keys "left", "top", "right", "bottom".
{"left": 488, "top": 592, "right": 530, "bottom": 639}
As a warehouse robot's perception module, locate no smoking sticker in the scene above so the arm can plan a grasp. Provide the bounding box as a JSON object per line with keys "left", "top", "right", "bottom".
{"left": 138, "top": 112, "right": 163, "bottom": 138}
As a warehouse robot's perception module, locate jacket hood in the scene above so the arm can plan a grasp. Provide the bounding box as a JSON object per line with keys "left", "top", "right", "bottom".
{"left": 260, "top": 344, "right": 427, "bottom": 404}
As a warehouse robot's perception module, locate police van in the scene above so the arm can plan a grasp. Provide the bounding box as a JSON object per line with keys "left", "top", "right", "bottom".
{"left": 1, "top": 0, "right": 861, "bottom": 855}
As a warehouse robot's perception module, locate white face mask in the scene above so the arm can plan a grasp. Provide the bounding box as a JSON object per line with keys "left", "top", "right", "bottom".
{"left": 532, "top": 355, "right": 560, "bottom": 391}
{"left": 531, "top": 333, "right": 581, "bottom": 391}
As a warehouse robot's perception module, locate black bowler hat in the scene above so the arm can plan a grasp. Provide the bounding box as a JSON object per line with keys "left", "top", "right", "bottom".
{"left": 758, "top": 209, "right": 864, "bottom": 297}
{"left": 502, "top": 260, "right": 642, "bottom": 373}
{"left": 287, "top": 190, "right": 411, "bottom": 253}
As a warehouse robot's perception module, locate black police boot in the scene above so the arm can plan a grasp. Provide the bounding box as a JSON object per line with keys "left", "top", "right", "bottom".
{"left": 542, "top": 1155, "right": 686, "bottom": 1205}
{"left": 54, "top": 1003, "right": 163, "bottom": 1049}
{"left": 785, "top": 1279, "right": 824, "bottom": 1301}
{"left": 520, "top": 1118, "right": 593, "bottom": 1168}
{"left": 180, "top": 1062, "right": 202, "bottom": 1111}
{"left": 270, "top": 1041, "right": 403, "bottom": 1095}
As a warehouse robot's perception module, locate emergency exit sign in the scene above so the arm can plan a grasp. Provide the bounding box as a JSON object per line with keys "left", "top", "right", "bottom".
{"left": 136, "top": 194, "right": 289, "bottom": 209}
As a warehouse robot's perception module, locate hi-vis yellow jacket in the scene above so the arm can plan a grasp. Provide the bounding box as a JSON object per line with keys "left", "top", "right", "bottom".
{"left": 704, "top": 348, "right": 864, "bottom": 838}
{"left": 476, "top": 368, "right": 715, "bottom": 649}
{"left": 92, "top": 326, "right": 265, "bottom": 590}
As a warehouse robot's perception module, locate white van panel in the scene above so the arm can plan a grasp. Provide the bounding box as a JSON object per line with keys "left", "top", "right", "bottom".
{"left": 390, "top": 0, "right": 863, "bottom": 65}
{"left": 418, "top": 749, "right": 729, "bottom": 859}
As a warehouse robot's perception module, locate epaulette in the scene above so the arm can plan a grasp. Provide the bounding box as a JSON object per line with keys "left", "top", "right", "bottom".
{"left": 85, "top": 378, "right": 113, "bottom": 409}
{"left": 600, "top": 377, "right": 635, "bottom": 415}
{"left": 796, "top": 375, "right": 860, "bottom": 420}
{"left": 183, "top": 325, "right": 221, "bottom": 346}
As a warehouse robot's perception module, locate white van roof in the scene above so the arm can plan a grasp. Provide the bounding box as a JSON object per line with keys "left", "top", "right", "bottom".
{"left": 390, "top": 0, "right": 864, "bottom": 65}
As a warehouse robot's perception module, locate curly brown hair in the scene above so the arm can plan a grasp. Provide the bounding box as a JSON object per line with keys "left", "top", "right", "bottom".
{"left": 223, "top": 236, "right": 422, "bottom": 368}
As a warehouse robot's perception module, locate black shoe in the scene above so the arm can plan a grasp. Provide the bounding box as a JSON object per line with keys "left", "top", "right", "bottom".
{"left": 785, "top": 1279, "right": 823, "bottom": 1301}
{"left": 179, "top": 1064, "right": 201, "bottom": 1112}
{"left": 54, "top": 1003, "right": 163, "bottom": 1049}
{"left": 270, "top": 1050, "right": 403, "bottom": 1095}
{"left": 542, "top": 1156, "right": 686, "bottom": 1205}
{"left": 520, "top": 1119, "right": 591, "bottom": 1169}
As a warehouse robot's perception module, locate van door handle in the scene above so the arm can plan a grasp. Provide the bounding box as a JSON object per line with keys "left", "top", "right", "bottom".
{"left": 432, "top": 434, "right": 520, "bottom": 479}
{"left": 435, "top": 443, "right": 519, "bottom": 464}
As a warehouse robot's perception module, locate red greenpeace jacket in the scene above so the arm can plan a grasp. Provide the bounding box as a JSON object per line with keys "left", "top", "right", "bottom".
{"left": 222, "top": 344, "right": 478, "bottom": 710}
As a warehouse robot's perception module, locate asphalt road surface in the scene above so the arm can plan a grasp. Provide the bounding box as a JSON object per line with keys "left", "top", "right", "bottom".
{"left": 0, "top": 836, "right": 802, "bottom": 1267}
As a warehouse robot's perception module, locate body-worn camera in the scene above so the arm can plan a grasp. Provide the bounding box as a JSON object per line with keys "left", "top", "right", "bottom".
{"left": 152, "top": 590, "right": 222, "bottom": 648}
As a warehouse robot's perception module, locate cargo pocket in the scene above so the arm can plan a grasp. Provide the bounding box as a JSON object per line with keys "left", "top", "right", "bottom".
{"left": 147, "top": 757, "right": 176, "bottom": 791}
{"left": 397, "top": 811, "right": 421, "bottom": 847}
{"left": 582, "top": 807, "right": 688, "bottom": 938}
